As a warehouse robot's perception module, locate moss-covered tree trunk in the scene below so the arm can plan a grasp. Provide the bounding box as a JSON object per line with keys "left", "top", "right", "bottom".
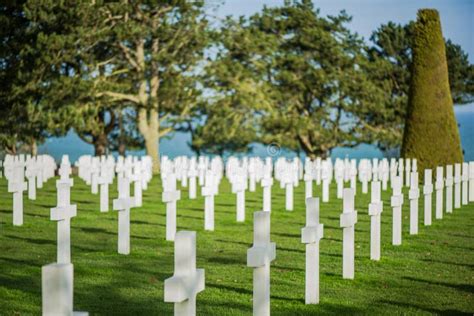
{"left": 401, "top": 9, "right": 463, "bottom": 172}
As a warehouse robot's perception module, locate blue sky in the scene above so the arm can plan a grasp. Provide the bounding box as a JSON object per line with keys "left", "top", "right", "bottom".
{"left": 212, "top": 0, "right": 473, "bottom": 62}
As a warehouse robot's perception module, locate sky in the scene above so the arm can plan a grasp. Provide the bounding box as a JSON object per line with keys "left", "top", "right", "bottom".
{"left": 212, "top": 0, "right": 474, "bottom": 62}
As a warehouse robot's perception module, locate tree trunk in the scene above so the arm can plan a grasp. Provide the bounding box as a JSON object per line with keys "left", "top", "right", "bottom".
{"left": 118, "top": 143, "right": 126, "bottom": 156}
{"left": 30, "top": 139, "right": 38, "bottom": 156}
{"left": 138, "top": 108, "right": 160, "bottom": 173}
{"left": 94, "top": 133, "right": 108, "bottom": 156}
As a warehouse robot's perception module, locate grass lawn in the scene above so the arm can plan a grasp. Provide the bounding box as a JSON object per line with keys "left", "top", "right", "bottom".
{"left": 0, "top": 175, "right": 473, "bottom": 315}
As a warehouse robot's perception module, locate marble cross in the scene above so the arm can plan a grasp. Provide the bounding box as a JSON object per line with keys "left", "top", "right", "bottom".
{"left": 398, "top": 159, "right": 404, "bottom": 187}
{"left": 409, "top": 171, "right": 419, "bottom": 235}
{"left": 232, "top": 172, "right": 247, "bottom": 222}
{"left": 302, "top": 198, "right": 324, "bottom": 304}
{"left": 163, "top": 173, "right": 181, "bottom": 240}
{"left": 90, "top": 158, "right": 100, "bottom": 195}
{"left": 25, "top": 157, "right": 39, "bottom": 200}
{"left": 335, "top": 160, "right": 345, "bottom": 199}
{"left": 462, "top": 162, "right": 469, "bottom": 205}
{"left": 8, "top": 160, "right": 27, "bottom": 226}
{"left": 405, "top": 158, "right": 411, "bottom": 187}
{"left": 391, "top": 176, "right": 403, "bottom": 245}
{"left": 340, "top": 188, "right": 357, "bottom": 279}
{"left": 164, "top": 231, "right": 205, "bottom": 316}
{"left": 423, "top": 169, "right": 433, "bottom": 226}
{"left": 445, "top": 165, "right": 454, "bottom": 213}
{"left": 51, "top": 156, "right": 77, "bottom": 264}
{"left": 132, "top": 160, "right": 143, "bottom": 207}
{"left": 202, "top": 171, "right": 217, "bottom": 230}
{"left": 282, "top": 169, "right": 294, "bottom": 211}
{"left": 113, "top": 175, "right": 134, "bottom": 254}
{"left": 454, "top": 163, "right": 461, "bottom": 209}
{"left": 469, "top": 162, "right": 474, "bottom": 202}
{"left": 188, "top": 158, "right": 198, "bottom": 199}
{"left": 321, "top": 160, "right": 331, "bottom": 203}
{"left": 261, "top": 170, "right": 273, "bottom": 213}
{"left": 435, "top": 167, "right": 444, "bottom": 219}
{"left": 304, "top": 160, "right": 313, "bottom": 199}
{"left": 368, "top": 181, "right": 383, "bottom": 260}
{"left": 247, "top": 211, "right": 276, "bottom": 316}
{"left": 98, "top": 163, "right": 111, "bottom": 213}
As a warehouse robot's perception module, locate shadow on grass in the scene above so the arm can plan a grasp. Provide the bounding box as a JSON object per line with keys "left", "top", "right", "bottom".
{"left": 402, "top": 276, "right": 474, "bottom": 294}
{"left": 378, "top": 299, "right": 472, "bottom": 315}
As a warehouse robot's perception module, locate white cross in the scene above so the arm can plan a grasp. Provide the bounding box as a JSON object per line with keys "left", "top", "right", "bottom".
{"left": 454, "top": 163, "right": 461, "bottom": 209}
{"left": 25, "top": 157, "right": 39, "bottom": 200}
{"left": 232, "top": 172, "right": 247, "bottom": 222}
{"left": 8, "top": 161, "right": 27, "bottom": 226}
{"left": 280, "top": 169, "right": 294, "bottom": 211}
{"left": 409, "top": 171, "right": 419, "bottom": 235}
{"left": 391, "top": 176, "right": 404, "bottom": 245}
{"left": 339, "top": 188, "right": 357, "bottom": 279}
{"left": 304, "top": 161, "right": 313, "bottom": 199}
{"left": 98, "top": 163, "right": 111, "bottom": 213}
{"left": 113, "top": 175, "right": 134, "bottom": 255}
{"left": 261, "top": 172, "right": 273, "bottom": 213}
{"left": 164, "top": 231, "right": 205, "bottom": 316}
{"left": 469, "top": 162, "right": 474, "bottom": 202}
{"left": 247, "top": 211, "right": 276, "bottom": 316}
{"left": 398, "top": 159, "right": 404, "bottom": 186}
{"left": 51, "top": 174, "right": 76, "bottom": 264}
{"left": 445, "top": 165, "right": 454, "bottom": 213}
{"left": 423, "top": 169, "right": 433, "bottom": 226}
{"left": 163, "top": 173, "right": 181, "bottom": 241}
{"left": 405, "top": 158, "right": 411, "bottom": 187}
{"left": 131, "top": 160, "right": 143, "bottom": 207}
{"left": 201, "top": 171, "right": 217, "bottom": 231}
{"left": 90, "top": 158, "right": 100, "bottom": 195}
{"left": 435, "top": 167, "right": 444, "bottom": 219}
{"left": 321, "top": 160, "right": 331, "bottom": 202}
{"left": 462, "top": 162, "right": 469, "bottom": 205}
{"left": 335, "top": 160, "right": 345, "bottom": 199}
{"left": 368, "top": 181, "right": 383, "bottom": 260}
{"left": 302, "top": 198, "right": 324, "bottom": 304}
{"left": 188, "top": 159, "right": 198, "bottom": 199}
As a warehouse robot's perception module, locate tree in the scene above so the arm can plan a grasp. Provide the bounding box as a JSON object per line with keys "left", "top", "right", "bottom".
{"left": 95, "top": 1, "right": 210, "bottom": 172}
{"left": 401, "top": 9, "right": 463, "bottom": 171}
{"left": 0, "top": 0, "right": 52, "bottom": 155}
{"left": 205, "top": 0, "right": 390, "bottom": 158}
{"left": 369, "top": 20, "right": 473, "bottom": 154}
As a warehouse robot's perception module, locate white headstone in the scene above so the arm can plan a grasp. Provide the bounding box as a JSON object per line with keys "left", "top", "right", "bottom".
{"left": 163, "top": 174, "right": 181, "bottom": 241}
{"left": 232, "top": 171, "right": 247, "bottom": 222}
{"left": 405, "top": 158, "right": 411, "bottom": 187}
{"left": 423, "top": 169, "right": 433, "bottom": 226}
{"left": 164, "top": 231, "right": 205, "bottom": 316}
{"left": 261, "top": 169, "right": 273, "bottom": 213}
{"left": 391, "top": 176, "right": 403, "bottom": 245}
{"left": 409, "top": 171, "right": 419, "bottom": 235}
{"left": 247, "top": 211, "right": 276, "bottom": 316}
{"left": 340, "top": 188, "right": 357, "bottom": 279}
{"left": 42, "top": 263, "right": 87, "bottom": 316}
{"left": 454, "top": 163, "right": 461, "bottom": 209}
{"left": 202, "top": 171, "right": 217, "bottom": 231}
{"left": 445, "top": 165, "right": 453, "bottom": 213}
{"left": 8, "top": 159, "right": 27, "bottom": 226}
{"left": 469, "top": 162, "right": 474, "bottom": 202}
{"left": 51, "top": 156, "right": 77, "bottom": 264}
{"left": 321, "top": 160, "right": 331, "bottom": 203}
{"left": 113, "top": 175, "right": 134, "bottom": 254}
{"left": 462, "top": 162, "right": 469, "bottom": 205}
{"left": 368, "top": 181, "right": 383, "bottom": 260}
{"left": 302, "top": 198, "right": 323, "bottom": 304}
{"left": 435, "top": 167, "right": 444, "bottom": 219}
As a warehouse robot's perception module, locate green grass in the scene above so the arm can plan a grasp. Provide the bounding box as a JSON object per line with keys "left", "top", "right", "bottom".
{"left": 0, "top": 175, "right": 473, "bottom": 315}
